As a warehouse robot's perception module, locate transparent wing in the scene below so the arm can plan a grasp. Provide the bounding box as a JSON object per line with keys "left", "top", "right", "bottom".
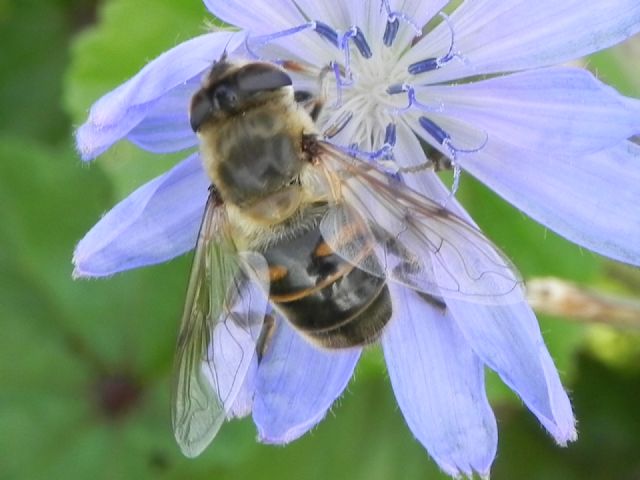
{"left": 315, "top": 142, "right": 523, "bottom": 305}
{"left": 172, "top": 193, "right": 269, "bottom": 458}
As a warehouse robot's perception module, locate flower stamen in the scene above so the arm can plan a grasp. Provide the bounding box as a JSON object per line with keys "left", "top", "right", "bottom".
{"left": 380, "top": 0, "right": 422, "bottom": 46}
{"left": 407, "top": 13, "right": 465, "bottom": 75}
{"left": 383, "top": 17, "right": 400, "bottom": 47}
{"left": 418, "top": 116, "right": 488, "bottom": 194}
{"left": 314, "top": 21, "right": 341, "bottom": 47}
{"left": 330, "top": 61, "right": 349, "bottom": 107}
{"left": 339, "top": 26, "right": 373, "bottom": 81}
{"left": 336, "top": 123, "right": 399, "bottom": 176}
{"left": 364, "top": 122, "right": 397, "bottom": 161}
{"left": 387, "top": 83, "right": 444, "bottom": 114}
{"left": 341, "top": 26, "right": 373, "bottom": 59}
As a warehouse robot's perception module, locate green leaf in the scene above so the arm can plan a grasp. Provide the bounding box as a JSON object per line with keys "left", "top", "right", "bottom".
{"left": 589, "top": 40, "right": 640, "bottom": 97}
{"left": 0, "top": 135, "right": 230, "bottom": 480}
{"left": 63, "top": 0, "right": 208, "bottom": 198}
{"left": 0, "top": 0, "right": 71, "bottom": 143}
{"left": 493, "top": 355, "right": 640, "bottom": 480}
{"left": 215, "top": 375, "right": 451, "bottom": 480}
{"left": 64, "top": 0, "right": 209, "bottom": 124}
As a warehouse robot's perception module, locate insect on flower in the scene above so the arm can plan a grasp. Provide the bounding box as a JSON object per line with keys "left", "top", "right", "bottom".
{"left": 172, "top": 55, "right": 522, "bottom": 456}
{"left": 73, "top": 0, "right": 640, "bottom": 476}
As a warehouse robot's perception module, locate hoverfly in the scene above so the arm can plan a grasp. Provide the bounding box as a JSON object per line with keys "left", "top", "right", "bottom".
{"left": 172, "top": 55, "right": 522, "bottom": 457}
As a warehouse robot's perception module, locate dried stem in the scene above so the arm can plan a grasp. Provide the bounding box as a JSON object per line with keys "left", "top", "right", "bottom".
{"left": 527, "top": 277, "right": 640, "bottom": 329}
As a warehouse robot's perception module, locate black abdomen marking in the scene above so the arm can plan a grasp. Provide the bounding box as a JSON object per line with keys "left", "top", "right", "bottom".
{"left": 263, "top": 206, "right": 392, "bottom": 349}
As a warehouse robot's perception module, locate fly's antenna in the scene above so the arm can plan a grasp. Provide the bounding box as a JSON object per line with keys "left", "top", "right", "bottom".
{"left": 218, "top": 34, "right": 235, "bottom": 64}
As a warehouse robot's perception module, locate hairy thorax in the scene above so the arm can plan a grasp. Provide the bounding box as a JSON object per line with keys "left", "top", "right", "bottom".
{"left": 197, "top": 97, "right": 327, "bottom": 250}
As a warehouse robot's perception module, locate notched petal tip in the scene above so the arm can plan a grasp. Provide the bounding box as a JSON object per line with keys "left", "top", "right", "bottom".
{"left": 71, "top": 250, "right": 107, "bottom": 279}
{"left": 552, "top": 414, "right": 578, "bottom": 446}
{"left": 74, "top": 113, "right": 144, "bottom": 162}
{"left": 74, "top": 124, "right": 106, "bottom": 163}
{"left": 71, "top": 153, "right": 208, "bottom": 278}
{"left": 256, "top": 420, "right": 319, "bottom": 445}
{"left": 72, "top": 237, "right": 115, "bottom": 279}
{"left": 71, "top": 264, "right": 87, "bottom": 280}
{"left": 255, "top": 401, "right": 334, "bottom": 444}
{"left": 448, "top": 298, "right": 578, "bottom": 447}
{"left": 383, "top": 286, "right": 498, "bottom": 479}
{"left": 252, "top": 319, "right": 360, "bottom": 445}
{"left": 438, "top": 464, "right": 486, "bottom": 480}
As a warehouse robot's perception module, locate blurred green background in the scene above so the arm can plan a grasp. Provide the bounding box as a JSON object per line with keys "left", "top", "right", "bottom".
{"left": 1, "top": 1, "right": 640, "bottom": 479}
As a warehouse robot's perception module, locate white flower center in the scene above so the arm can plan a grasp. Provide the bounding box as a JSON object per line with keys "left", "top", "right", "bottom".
{"left": 313, "top": 28, "right": 416, "bottom": 154}
{"left": 246, "top": 7, "right": 465, "bottom": 174}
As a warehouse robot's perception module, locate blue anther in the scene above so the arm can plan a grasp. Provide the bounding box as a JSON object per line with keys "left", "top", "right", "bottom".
{"left": 380, "top": 0, "right": 422, "bottom": 44}
{"left": 386, "top": 83, "right": 405, "bottom": 95}
{"left": 408, "top": 12, "right": 460, "bottom": 76}
{"left": 313, "top": 21, "right": 340, "bottom": 47}
{"left": 418, "top": 116, "right": 450, "bottom": 145}
{"left": 383, "top": 17, "right": 400, "bottom": 46}
{"left": 418, "top": 116, "right": 463, "bottom": 195}
{"left": 408, "top": 58, "right": 440, "bottom": 75}
{"left": 421, "top": 113, "right": 489, "bottom": 154}
{"left": 351, "top": 26, "right": 373, "bottom": 58}
{"left": 340, "top": 26, "right": 372, "bottom": 74}
{"left": 383, "top": 123, "right": 397, "bottom": 146}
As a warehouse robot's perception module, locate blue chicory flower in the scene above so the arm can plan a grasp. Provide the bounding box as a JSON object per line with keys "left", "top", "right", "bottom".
{"left": 74, "top": 0, "right": 640, "bottom": 477}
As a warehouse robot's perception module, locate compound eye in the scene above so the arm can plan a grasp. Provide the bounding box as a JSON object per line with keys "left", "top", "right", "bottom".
{"left": 189, "top": 90, "right": 212, "bottom": 132}
{"left": 236, "top": 64, "right": 292, "bottom": 94}
{"left": 213, "top": 85, "right": 239, "bottom": 112}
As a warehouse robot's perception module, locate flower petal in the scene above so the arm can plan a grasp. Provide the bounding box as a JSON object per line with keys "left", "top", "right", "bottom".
{"left": 127, "top": 80, "right": 200, "bottom": 153}
{"left": 393, "top": 121, "right": 469, "bottom": 217}
{"left": 293, "top": 0, "right": 446, "bottom": 41}
{"left": 76, "top": 31, "right": 243, "bottom": 160}
{"left": 415, "top": 67, "right": 640, "bottom": 156}
{"left": 393, "top": 125, "right": 575, "bottom": 442}
{"left": 459, "top": 139, "right": 640, "bottom": 266}
{"left": 76, "top": 105, "right": 148, "bottom": 161}
{"left": 449, "top": 299, "right": 576, "bottom": 444}
{"left": 73, "top": 153, "right": 209, "bottom": 277}
{"left": 290, "top": 0, "right": 355, "bottom": 30}
{"left": 252, "top": 316, "right": 360, "bottom": 444}
{"left": 204, "top": 0, "right": 304, "bottom": 33}
{"left": 226, "top": 353, "right": 257, "bottom": 419}
{"left": 205, "top": 0, "right": 343, "bottom": 72}
{"left": 403, "top": 0, "right": 640, "bottom": 83}
{"left": 203, "top": 280, "right": 269, "bottom": 420}
{"left": 201, "top": 318, "right": 259, "bottom": 420}
{"left": 382, "top": 284, "right": 497, "bottom": 477}
{"left": 383, "top": 0, "right": 450, "bottom": 51}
